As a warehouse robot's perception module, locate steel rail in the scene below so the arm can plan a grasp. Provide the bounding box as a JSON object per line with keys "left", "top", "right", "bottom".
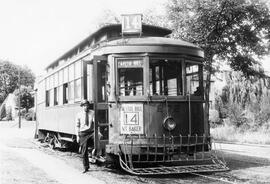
{"left": 190, "top": 173, "right": 237, "bottom": 184}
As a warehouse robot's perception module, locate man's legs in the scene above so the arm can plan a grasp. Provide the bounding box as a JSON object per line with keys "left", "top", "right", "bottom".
{"left": 80, "top": 136, "right": 89, "bottom": 172}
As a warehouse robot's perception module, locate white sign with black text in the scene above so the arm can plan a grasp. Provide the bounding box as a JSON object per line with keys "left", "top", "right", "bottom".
{"left": 120, "top": 103, "right": 144, "bottom": 134}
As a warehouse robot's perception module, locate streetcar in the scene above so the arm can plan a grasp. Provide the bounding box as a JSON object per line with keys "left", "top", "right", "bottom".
{"left": 36, "top": 14, "right": 228, "bottom": 175}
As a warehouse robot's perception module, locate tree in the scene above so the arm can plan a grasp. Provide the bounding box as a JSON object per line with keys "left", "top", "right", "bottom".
{"left": 18, "top": 65, "right": 35, "bottom": 89}
{"left": 0, "top": 60, "right": 35, "bottom": 104}
{"left": 0, "top": 61, "right": 19, "bottom": 102}
{"left": 215, "top": 71, "right": 270, "bottom": 130}
{"left": 142, "top": 9, "right": 169, "bottom": 28}
{"left": 14, "top": 86, "right": 34, "bottom": 113}
{"left": 95, "top": 9, "right": 120, "bottom": 28}
{"left": 167, "top": 0, "right": 270, "bottom": 128}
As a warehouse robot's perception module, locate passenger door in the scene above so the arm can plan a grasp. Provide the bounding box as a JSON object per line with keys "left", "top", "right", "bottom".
{"left": 92, "top": 56, "right": 109, "bottom": 154}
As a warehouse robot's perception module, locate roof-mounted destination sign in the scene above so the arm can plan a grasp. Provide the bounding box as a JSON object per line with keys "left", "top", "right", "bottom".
{"left": 121, "top": 14, "right": 142, "bottom": 35}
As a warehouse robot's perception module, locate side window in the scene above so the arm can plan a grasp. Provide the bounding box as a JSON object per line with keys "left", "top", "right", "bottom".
{"left": 68, "top": 81, "right": 74, "bottom": 101}
{"left": 37, "top": 80, "right": 45, "bottom": 105}
{"left": 58, "top": 70, "right": 63, "bottom": 105}
{"left": 63, "top": 66, "right": 69, "bottom": 104}
{"left": 45, "top": 90, "right": 50, "bottom": 107}
{"left": 117, "top": 59, "right": 144, "bottom": 96}
{"left": 53, "top": 72, "right": 59, "bottom": 106}
{"left": 54, "top": 87, "right": 58, "bottom": 105}
{"left": 68, "top": 64, "right": 75, "bottom": 103}
{"left": 45, "top": 76, "right": 54, "bottom": 107}
{"left": 45, "top": 77, "right": 50, "bottom": 107}
{"left": 74, "top": 79, "right": 81, "bottom": 100}
{"left": 74, "top": 61, "right": 82, "bottom": 101}
{"left": 59, "top": 86, "right": 63, "bottom": 105}
{"left": 63, "top": 83, "right": 69, "bottom": 104}
{"left": 49, "top": 89, "right": 54, "bottom": 106}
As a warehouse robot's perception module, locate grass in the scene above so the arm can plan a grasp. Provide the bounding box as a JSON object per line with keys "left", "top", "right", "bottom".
{"left": 211, "top": 123, "right": 270, "bottom": 145}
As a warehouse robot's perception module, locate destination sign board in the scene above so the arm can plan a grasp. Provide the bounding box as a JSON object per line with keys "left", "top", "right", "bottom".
{"left": 120, "top": 103, "right": 144, "bottom": 134}
{"left": 121, "top": 14, "right": 142, "bottom": 35}
{"left": 118, "top": 60, "right": 143, "bottom": 68}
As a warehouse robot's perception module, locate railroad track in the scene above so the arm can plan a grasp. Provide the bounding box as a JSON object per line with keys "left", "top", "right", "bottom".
{"left": 190, "top": 172, "right": 239, "bottom": 184}
{"left": 144, "top": 172, "right": 239, "bottom": 184}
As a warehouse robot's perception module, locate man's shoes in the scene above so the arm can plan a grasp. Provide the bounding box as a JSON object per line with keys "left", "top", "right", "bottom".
{"left": 82, "top": 168, "right": 89, "bottom": 173}
{"left": 89, "top": 157, "right": 96, "bottom": 163}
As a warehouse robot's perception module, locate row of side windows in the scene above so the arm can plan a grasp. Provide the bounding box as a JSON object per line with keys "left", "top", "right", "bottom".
{"left": 45, "top": 60, "right": 82, "bottom": 107}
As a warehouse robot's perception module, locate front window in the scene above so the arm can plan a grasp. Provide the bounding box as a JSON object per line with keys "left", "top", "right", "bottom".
{"left": 186, "top": 62, "right": 202, "bottom": 96}
{"left": 116, "top": 56, "right": 203, "bottom": 98}
{"left": 118, "top": 59, "right": 144, "bottom": 96}
{"left": 149, "top": 59, "right": 182, "bottom": 96}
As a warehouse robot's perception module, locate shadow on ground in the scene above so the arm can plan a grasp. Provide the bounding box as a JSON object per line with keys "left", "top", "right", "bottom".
{"left": 222, "top": 151, "right": 270, "bottom": 170}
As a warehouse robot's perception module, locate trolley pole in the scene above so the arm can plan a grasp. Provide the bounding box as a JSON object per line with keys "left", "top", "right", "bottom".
{"left": 18, "top": 70, "right": 21, "bottom": 129}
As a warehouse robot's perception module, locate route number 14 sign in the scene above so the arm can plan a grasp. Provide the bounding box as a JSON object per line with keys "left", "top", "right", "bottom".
{"left": 120, "top": 104, "right": 144, "bottom": 134}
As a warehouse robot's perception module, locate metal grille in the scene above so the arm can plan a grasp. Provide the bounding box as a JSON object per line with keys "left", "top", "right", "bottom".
{"left": 118, "top": 135, "right": 229, "bottom": 175}
{"left": 119, "top": 158, "right": 228, "bottom": 175}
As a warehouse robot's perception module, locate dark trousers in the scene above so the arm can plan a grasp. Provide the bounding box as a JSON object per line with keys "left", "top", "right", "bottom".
{"left": 79, "top": 130, "right": 94, "bottom": 170}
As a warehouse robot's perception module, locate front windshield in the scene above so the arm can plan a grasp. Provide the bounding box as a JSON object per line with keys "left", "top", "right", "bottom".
{"left": 118, "top": 59, "right": 144, "bottom": 96}
{"left": 116, "top": 57, "right": 203, "bottom": 98}
{"left": 149, "top": 59, "right": 182, "bottom": 96}
{"left": 149, "top": 58, "right": 203, "bottom": 97}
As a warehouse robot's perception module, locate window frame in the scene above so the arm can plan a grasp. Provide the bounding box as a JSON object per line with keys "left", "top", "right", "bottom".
{"left": 115, "top": 56, "right": 147, "bottom": 101}
{"left": 114, "top": 54, "right": 204, "bottom": 102}
{"left": 148, "top": 55, "right": 204, "bottom": 101}
{"left": 149, "top": 57, "right": 184, "bottom": 97}
{"left": 44, "top": 59, "right": 84, "bottom": 108}
{"left": 185, "top": 60, "right": 204, "bottom": 97}
{"left": 74, "top": 60, "right": 82, "bottom": 102}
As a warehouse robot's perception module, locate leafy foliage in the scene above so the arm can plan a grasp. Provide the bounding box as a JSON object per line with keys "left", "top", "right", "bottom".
{"left": 0, "top": 60, "right": 35, "bottom": 104}
{"left": 0, "top": 61, "right": 19, "bottom": 100}
{"left": 167, "top": 0, "right": 270, "bottom": 76}
{"left": 96, "top": 9, "right": 121, "bottom": 28}
{"left": 14, "top": 86, "right": 35, "bottom": 113}
{"left": 167, "top": 0, "right": 270, "bottom": 126}
{"left": 215, "top": 71, "right": 270, "bottom": 130}
{"left": 142, "top": 9, "right": 170, "bottom": 28}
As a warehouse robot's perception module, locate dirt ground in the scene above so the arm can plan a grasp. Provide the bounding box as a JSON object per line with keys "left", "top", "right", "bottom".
{"left": 1, "top": 120, "right": 270, "bottom": 184}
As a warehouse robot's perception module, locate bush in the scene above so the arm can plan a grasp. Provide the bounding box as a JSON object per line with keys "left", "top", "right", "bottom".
{"left": 209, "top": 109, "right": 221, "bottom": 127}
{"left": 211, "top": 120, "right": 237, "bottom": 142}
{"left": 211, "top": 122, "right": 270, "bottom": 144}
{"left": 227, "top": 103, "right": 252, "bottom": 130}
{"left": 214, "top": 71, "right": 270, "bottom": 131}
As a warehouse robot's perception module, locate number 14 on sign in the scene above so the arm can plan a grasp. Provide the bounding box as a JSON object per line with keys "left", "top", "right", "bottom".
{"left": 124, "top": 112, "right": 139, "bottom": 125}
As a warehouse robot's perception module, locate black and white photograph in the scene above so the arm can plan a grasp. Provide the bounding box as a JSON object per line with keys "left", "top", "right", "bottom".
{"left": 1, "top": 0, "right": 270, "bottom": 183}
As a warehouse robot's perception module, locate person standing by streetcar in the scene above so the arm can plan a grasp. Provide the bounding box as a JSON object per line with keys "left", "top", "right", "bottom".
{"left": 75, "top": 100, "right": 95, "bottom": 173}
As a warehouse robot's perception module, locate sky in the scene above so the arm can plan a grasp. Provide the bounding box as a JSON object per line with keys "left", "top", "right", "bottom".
{"left": 0, "top": 0, "right": 270, "bottom": 76}
{"left": 0, "top": 0, "right": 166, "bottom": 76}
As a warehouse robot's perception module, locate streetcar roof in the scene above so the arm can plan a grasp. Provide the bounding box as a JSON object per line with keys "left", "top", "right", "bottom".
{"left": 106, "top": 37, "right": 200, "bottom": 48}
{"left": 100, "top": 37, "right": 204, "bottom": 58}
{"left": 45, "top": 24, "right": 172, "bottom": 71}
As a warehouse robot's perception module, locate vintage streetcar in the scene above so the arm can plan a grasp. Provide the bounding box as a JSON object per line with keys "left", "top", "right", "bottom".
{"left": 36, "top": 15, "right": 228, "bottom": 175}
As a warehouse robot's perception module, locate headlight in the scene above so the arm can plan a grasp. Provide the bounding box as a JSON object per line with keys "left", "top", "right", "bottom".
{"left": 163, "top": 116, "right": 176, "bottom": 131}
